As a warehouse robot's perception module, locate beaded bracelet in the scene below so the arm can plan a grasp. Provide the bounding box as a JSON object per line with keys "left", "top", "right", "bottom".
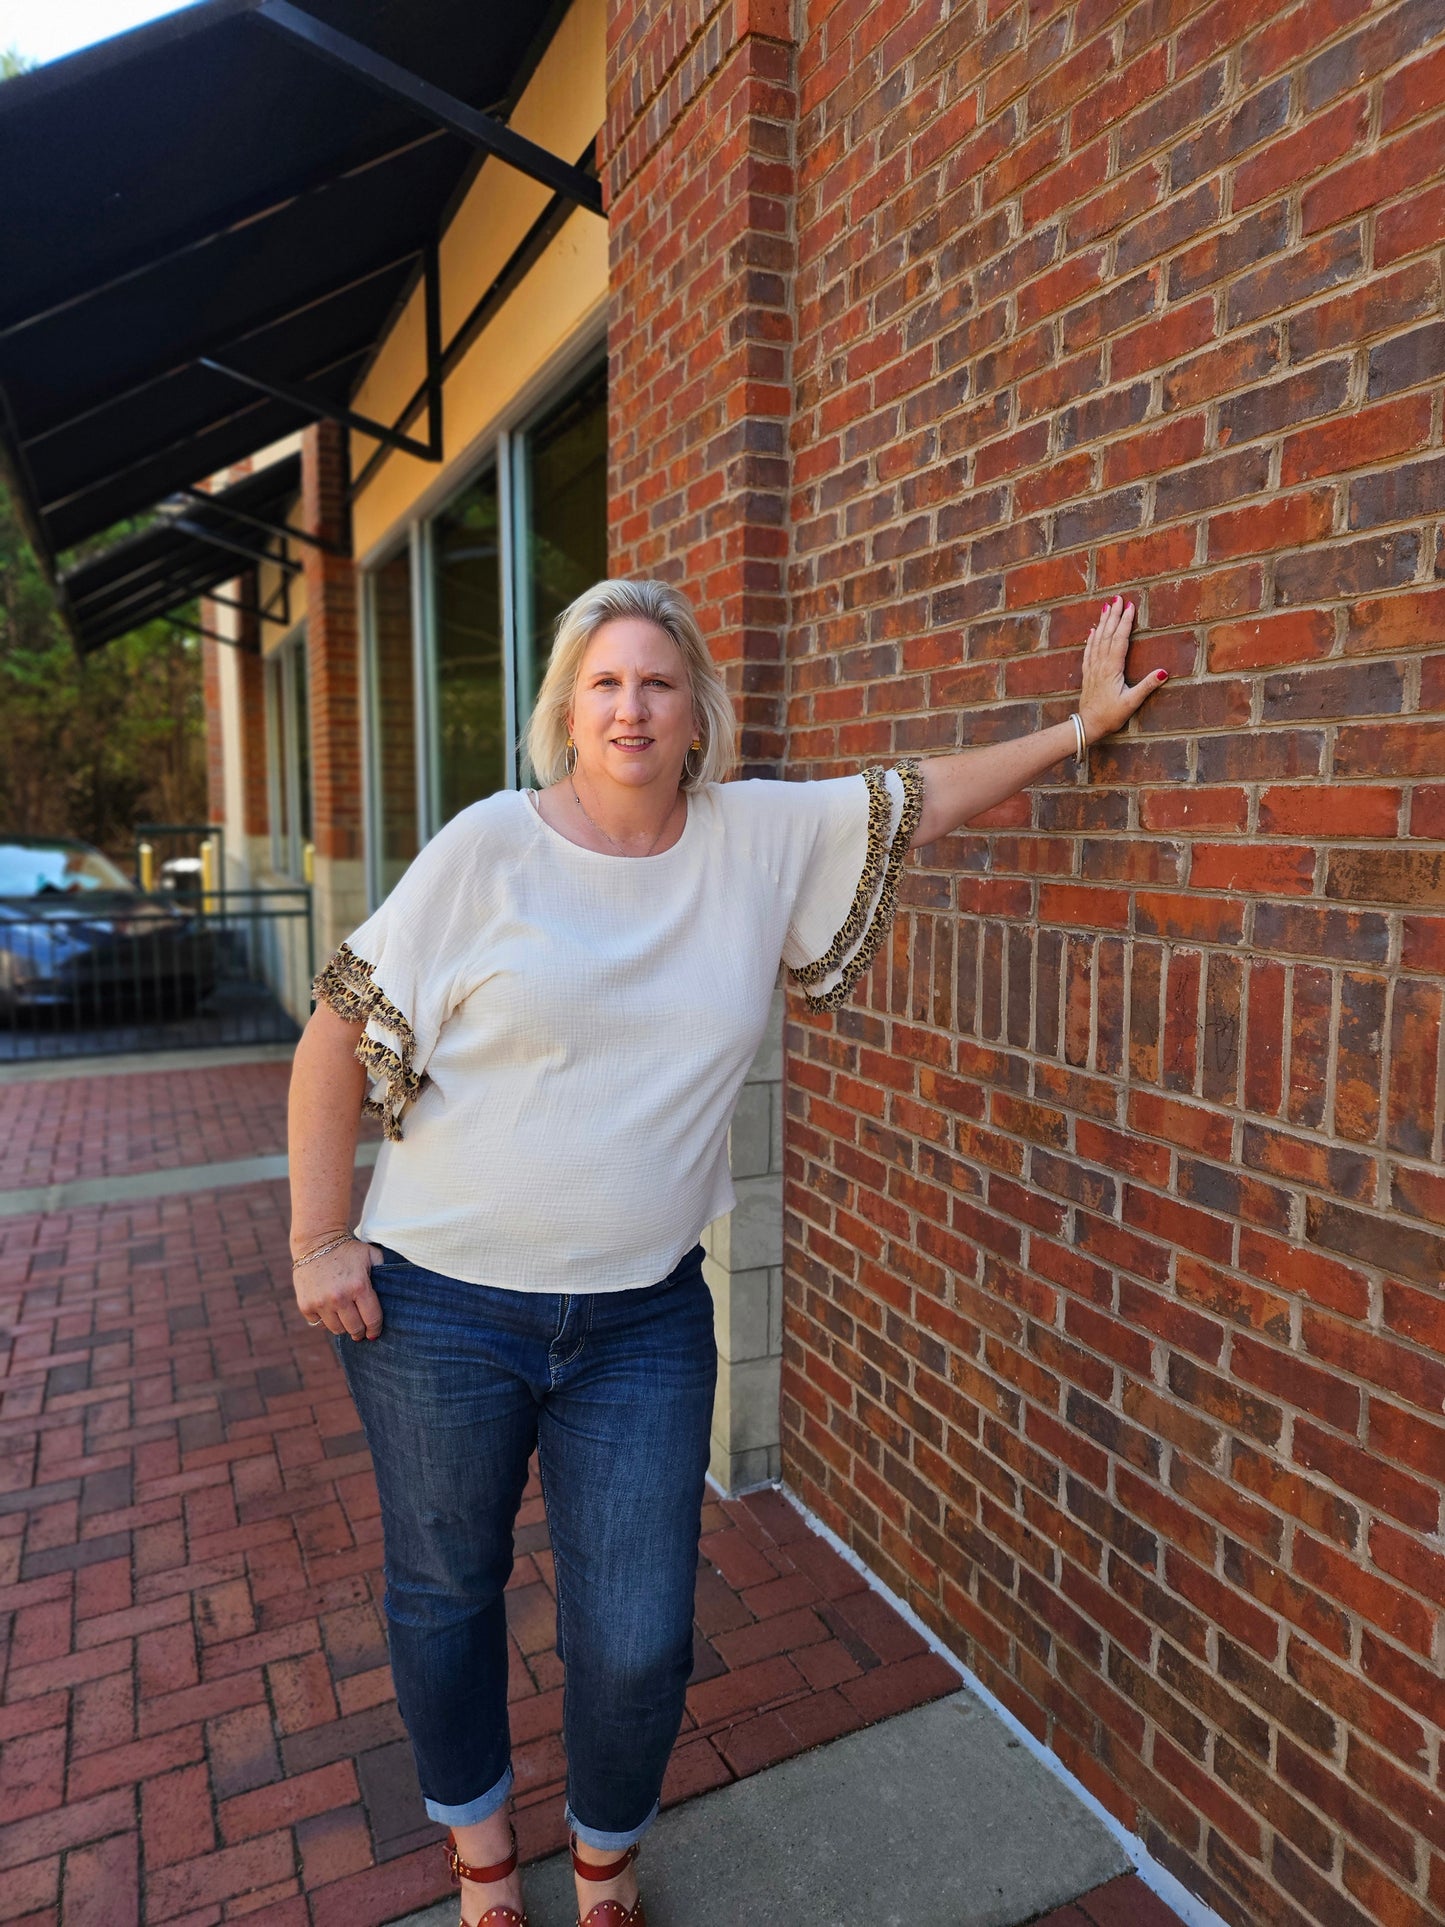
{"left": 292, "top": 1233, "right": 357, "bottom": 1271}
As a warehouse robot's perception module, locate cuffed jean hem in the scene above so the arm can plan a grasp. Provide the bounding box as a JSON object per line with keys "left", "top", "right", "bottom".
{"left": 423, "top": 1762, "right": 514, "bottom": 1828}
{"left": 565, "top": 1796, "right": 659, "bottom": 1854}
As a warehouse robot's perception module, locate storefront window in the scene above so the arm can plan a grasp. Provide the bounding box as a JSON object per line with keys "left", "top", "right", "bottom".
{"left": 432, "top": 463, "right": 505, "bottom": 824}
{"left": 513, "top": 361, "right": 608, "bottom": 757}
{"left": 366, "top": 546, "right": 420, "bottom": 897}
{"left": 360, "top": 352, "right": 606, "bottom": 905}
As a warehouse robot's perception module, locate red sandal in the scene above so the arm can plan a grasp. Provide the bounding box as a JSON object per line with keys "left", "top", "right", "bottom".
{"left": 571, "top": 1833, "right": 647, "bottom": 1927}
{"left": 445, "top": 1827, "right": 529, "bottom": 1927}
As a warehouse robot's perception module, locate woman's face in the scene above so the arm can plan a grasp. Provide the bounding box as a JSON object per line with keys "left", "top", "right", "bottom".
{"left": 567, "top": 618, "right": 696, "bottom": 792}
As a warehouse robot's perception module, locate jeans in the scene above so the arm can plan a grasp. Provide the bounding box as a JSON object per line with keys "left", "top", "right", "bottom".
{"left": 336, "top": 1241, "right": 717, "bottom": 1851}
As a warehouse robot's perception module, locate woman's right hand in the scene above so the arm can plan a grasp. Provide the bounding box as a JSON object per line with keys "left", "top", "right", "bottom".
{"left": 293, "top": 1239, "right": 386, "bottom": 1341}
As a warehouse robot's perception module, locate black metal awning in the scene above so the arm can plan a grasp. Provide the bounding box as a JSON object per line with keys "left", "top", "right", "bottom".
{"left": 57, "top": 454, "right": 308, "bottom": 654}
{"left": 0, "top": 0, "right": 600, "bottom": 573}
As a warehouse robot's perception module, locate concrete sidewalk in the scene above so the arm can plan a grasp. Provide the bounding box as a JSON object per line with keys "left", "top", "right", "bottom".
{"left": 395, "top": 1687, "right": 1150, "bottom": 1927}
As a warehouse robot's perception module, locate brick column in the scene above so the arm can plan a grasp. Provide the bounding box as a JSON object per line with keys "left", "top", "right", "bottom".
{"left": 300, "top": 422, "right": 366, "bottom": 954}
{"left": 606, "top": 0, "right": 796, "bottom": 774}
{"left": 606, "top": 0, "right": 800, "bottom": 1490}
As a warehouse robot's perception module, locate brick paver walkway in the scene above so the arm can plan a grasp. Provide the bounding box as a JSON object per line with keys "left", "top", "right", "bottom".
{"left": 0, "top": 1061, "right": 297, "bottom": 1191}
{"left": 0, "top": 1055, "right": 1183, "bottom": 1927}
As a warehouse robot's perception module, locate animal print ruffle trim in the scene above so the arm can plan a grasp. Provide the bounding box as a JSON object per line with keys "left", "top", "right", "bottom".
{"left": 312, "top": 942, "right": 421, "bottom": 1142}
{"left": 789, "top": 760, "right": 924, "bottom": 1013}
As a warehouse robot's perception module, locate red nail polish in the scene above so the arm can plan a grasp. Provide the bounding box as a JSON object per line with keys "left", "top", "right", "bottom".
{"left": 1157, "top": 670, "right": 1168, "bottom": 681}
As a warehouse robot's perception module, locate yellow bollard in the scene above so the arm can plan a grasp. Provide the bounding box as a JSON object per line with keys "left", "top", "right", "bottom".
{"left": 138, "top": 842, "right": 155, "bottom": 893}
{"left": 199, "top": 837, "right": 218, "bottom": 916}
{"left": 302, "top": 840, "right": 315, "bottom": 885}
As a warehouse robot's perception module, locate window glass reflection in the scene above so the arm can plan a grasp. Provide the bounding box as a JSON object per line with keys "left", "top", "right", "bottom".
{"left": 517, "top": 362, "right": 608, "bottom": 759}
{"left": 370, "top": 548, "right": 419, "bottom": 895}
{"left": 433, "top": 466, "right": 505, "bottom": 822}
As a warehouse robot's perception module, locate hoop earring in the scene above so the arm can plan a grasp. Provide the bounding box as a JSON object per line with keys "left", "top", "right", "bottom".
{"left": 564, "top": 737, "right": 578, "bottom": 777}
{"left": 683, "top": 737, "right": 703, "bottom": 783}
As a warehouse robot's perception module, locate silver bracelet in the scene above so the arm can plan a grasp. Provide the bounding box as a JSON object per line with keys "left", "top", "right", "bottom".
{"left": 1070, "top": 712, "right": 1088, "bottom": 763}
{"left": 292, "top": 1233, "right": 357, "bottom": 1271}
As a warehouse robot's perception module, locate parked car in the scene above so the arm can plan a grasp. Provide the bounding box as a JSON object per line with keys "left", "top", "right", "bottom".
{"left": 0, "top": 837, "right": 217, "bottom": 1022}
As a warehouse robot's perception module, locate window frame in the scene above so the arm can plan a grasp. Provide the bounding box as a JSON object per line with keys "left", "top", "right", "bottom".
{"left": 357, "top": 334, "right": 607, "bottom": 910}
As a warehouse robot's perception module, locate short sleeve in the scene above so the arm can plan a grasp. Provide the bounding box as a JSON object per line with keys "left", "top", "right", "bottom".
{"left": 311, "top": 809, "right": 482, "bottom": 1139}
{"left": 779, "top": 761, "right": 923, "bottom": 1011}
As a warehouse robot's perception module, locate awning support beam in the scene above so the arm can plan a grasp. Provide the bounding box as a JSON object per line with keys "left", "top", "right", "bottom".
{"left": 161, "top": 613, "right": 259, "bottom": 653}
{"left": 172, "top": 515, "right": 305, "bottom": 574}
{"left": 198, "top": 237, "right": 442, "bottom": 463}
{"left": 69, "top": 574, "right": 291, "bottom": 630}
{"left": 199, "top": 355, "right": 439, "bottom": 461}
{"left": 172, "top": 485, "right": 348, "bottom": 559}
{"left": 255, "top": 0, "right": 605, "bottom": 216}
{"left": 180, "top": 579, "right": 292, "bottom": 627}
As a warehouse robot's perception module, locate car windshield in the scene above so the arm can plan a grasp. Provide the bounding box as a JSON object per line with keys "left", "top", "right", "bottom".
{"left": 0, "top": 842, "right": 137, "bottom": 897}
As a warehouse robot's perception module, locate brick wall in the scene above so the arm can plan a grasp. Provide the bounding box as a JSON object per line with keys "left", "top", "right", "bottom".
{"left": 607, "top": 2, "right": 1445, "bottom": 1924}
{"left": 301, "top": 423, "right": 362, "bottom": 865}
{"left": 605, "top": 0, "right": 799, "bottom": 773}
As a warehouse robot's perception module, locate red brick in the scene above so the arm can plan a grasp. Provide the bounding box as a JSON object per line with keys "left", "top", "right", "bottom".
{"left": 1302, "top": 119, "right": 1445, "bottom": 235}
{"left": 68, "top": 1726, "right": 205, "bottom": 1802}
{"left": 206, "top": 1702, "right": 280, "bottom": 1800}
{"left": 685, "top": 1654, "right": 806, "bottom": 1726}
{"left": 62, "top": 1829, "right": 138, "bottom": 1927}
{"left": 0, "top": 1788, "right": 134, "bottom": 1874}
{"left": 266, "top": 1651, "right": 337, "bottom": 1735}
{"left": 142, "top": 1762, "right": 215, "bottom": 1870}
{"left": 838, "top": 1649, "right": 959, "bottom": 1722}
{"left": 711, "top": 1605, "right": 831, "bottom": 1668}
{"left": 295, "top": 1804, "right": 372, "bottom": 1888}
{"left": 0, "top": 1727, "right": 65, "bottom": 1822}
{"left": 144, "top": 1832, "right": 294, "bottom": 1922}
{"left": 218, "top": 1761, "right": 358, "bottom": 1845}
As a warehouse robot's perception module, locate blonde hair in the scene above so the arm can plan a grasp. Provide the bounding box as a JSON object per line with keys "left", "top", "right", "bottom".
{"left": 524, "top": 578, "right": 737, "bottom": 791}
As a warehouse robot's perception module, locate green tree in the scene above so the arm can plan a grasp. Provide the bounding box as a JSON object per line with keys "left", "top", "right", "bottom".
{"left": 0, "top": 46, "right": 207, "bottom": 865}
{"left": 0, "top": 480, "right": 208, "bottom": 863}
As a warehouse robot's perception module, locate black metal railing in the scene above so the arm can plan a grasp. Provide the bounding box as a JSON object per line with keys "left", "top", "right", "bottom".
{"left": 0, "top": 884, "right": 311, "bottom": 1062}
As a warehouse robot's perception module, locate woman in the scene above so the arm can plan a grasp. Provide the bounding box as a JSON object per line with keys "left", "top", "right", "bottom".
{"left": 288, "top": 580, "right": 1161, "bottom": 1927}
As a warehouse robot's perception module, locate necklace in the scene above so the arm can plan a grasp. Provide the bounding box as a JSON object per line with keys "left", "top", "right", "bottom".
{"left": 569, "top": 779, "right": 679, "bottom": 857}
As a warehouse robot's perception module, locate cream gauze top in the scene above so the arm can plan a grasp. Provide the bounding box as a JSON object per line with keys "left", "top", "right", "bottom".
{"left": 313, "top": 764, "right": 922, "bottom": 1293}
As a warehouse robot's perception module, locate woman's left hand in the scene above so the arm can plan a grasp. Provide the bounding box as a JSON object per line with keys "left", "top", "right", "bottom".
{"left": 1078, "top": 594, "right": 1168, "bottom": 744}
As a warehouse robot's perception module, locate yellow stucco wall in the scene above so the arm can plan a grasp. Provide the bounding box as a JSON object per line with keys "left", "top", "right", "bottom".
{"left": 349, "top": 0, "right": 607, "bottom": 561}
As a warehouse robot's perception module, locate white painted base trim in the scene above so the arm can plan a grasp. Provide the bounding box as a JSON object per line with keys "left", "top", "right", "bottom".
{"left": 770, "top": 1483, "right": 1232, "bottom": 1927}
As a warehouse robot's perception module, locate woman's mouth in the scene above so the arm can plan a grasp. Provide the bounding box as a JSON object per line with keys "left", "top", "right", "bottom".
{"left": 611, "top": 737, "right": 654, "bottom": 751}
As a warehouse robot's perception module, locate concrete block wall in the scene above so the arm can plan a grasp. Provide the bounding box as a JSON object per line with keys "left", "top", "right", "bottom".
{"left": 703, "top": 992, "right": 787, "bottom": 1491}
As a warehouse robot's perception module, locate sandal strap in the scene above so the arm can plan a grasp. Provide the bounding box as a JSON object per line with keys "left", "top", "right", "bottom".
{"left": 570, "top": 1835, "right": 640, "bottom": 1883}
{"left": 464, "top": 1912, "right": 528, "bottom": 1927}
{"left": 447, "top": 1826, "right": 519, "bottom": 1886}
